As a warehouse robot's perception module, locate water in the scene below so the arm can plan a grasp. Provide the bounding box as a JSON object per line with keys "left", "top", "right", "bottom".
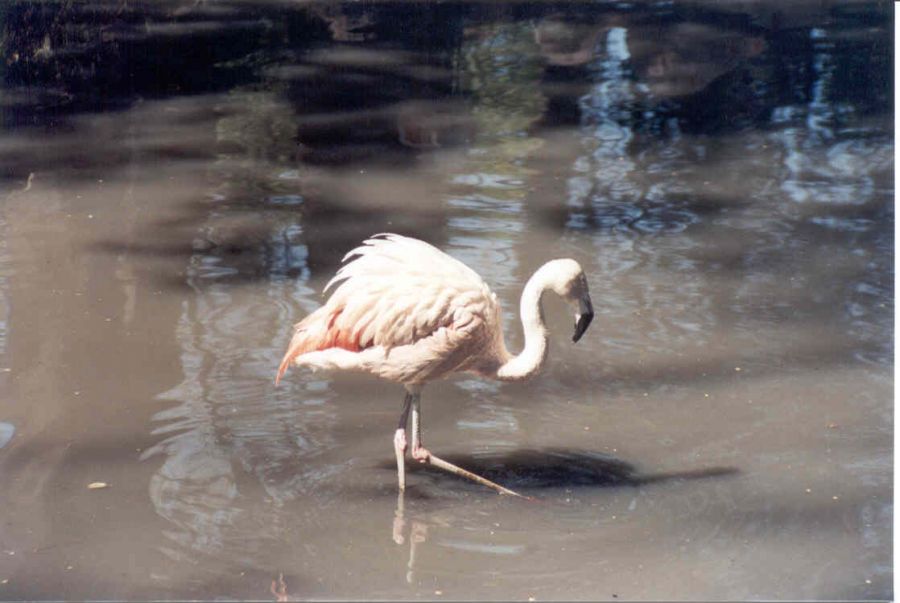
{"left": 0, "top": 1, "right": 892, "bottom": 600}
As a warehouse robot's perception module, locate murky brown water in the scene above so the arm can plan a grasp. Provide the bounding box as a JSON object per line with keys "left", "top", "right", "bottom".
{"left": 0, "top": 1, "right": 892, "bottom": 600}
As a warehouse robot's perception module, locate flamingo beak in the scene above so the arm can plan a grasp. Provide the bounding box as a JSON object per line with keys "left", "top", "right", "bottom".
{"left": 572, "top": 297, "right": 594, "bottom": 343}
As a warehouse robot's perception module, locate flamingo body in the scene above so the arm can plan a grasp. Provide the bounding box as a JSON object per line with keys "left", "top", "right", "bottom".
{"left": 277, "top": 234, "right": 508, "bottom": 385}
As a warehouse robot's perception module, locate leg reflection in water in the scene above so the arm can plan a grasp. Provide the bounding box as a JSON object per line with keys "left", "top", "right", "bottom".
{"left": 271, "top": 573, "right": 290, "bottom": 602}
{"left": 392, "top": 492, "right": 430, "bottom": 584}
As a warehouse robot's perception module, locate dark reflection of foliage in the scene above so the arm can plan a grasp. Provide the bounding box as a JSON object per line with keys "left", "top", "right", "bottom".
{"left": 0, "top": 0, "right": 324, "bottom": 125}
{"left": 216, "top": 84, "right": 297, "bottom": 164}
{"left": 460, "top": 22, "right": 546, "bottom": 140}
{"left": 650, "top": 11, "right": 888, "bottom": 134}
{"left": 771, "top": 26, "right": 889, "bottom": 118}
{"left": 4, "top": 1, "right": 889, "bottom": 139}
{"left": 534, "top": 15, "right": 607, "bottom": 67}
{"left": 454, "top": 20, "right": 549, "bottom": 178}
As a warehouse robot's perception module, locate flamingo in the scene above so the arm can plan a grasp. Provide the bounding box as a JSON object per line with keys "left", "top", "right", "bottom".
{"left": 276, "top": 233, "right": 594, "bottom": 496}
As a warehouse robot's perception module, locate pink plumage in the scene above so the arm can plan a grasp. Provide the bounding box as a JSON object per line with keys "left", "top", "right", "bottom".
{"left": 276, "top": 233, "right": 505, "bottom": 386}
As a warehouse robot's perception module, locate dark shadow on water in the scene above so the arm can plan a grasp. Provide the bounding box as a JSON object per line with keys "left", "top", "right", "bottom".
{"left": 377, "top": 447, "right": 738, "bottom": 493}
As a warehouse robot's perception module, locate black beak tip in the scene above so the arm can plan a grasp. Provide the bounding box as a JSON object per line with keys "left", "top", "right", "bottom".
{"left": 572, "top": 312, "right": 594, "bottom": 343}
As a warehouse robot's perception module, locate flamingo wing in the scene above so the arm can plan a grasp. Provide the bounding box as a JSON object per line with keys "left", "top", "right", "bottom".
{"left": 276, "top": 234, "right": 498, "bottom": 384}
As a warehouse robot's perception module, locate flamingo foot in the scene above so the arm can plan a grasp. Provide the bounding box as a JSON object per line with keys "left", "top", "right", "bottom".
{"left": 411, "top": 445, "right": 431, "bottom": 463}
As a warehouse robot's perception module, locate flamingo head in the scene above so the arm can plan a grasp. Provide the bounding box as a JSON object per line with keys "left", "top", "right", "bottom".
{"left": 545, "top": 259, "right": 594, "bottom": 343}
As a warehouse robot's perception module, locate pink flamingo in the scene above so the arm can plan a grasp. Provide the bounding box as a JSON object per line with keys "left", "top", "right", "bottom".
{"left": 276, "top": 234, "right": 594, "bottom": 496}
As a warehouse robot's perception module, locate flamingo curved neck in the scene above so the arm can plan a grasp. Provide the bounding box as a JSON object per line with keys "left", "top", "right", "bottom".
{"left": 496, "top": 266, "right": 552, "bottom": 381}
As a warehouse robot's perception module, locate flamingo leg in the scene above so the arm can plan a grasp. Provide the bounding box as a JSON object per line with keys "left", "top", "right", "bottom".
{"left": 410, "top": 394, "right": 427, "bottom": 462}
{"left": 409, "top": 395, "right": 527, "bottom": 498}
{"left": 395, "top": 392, "right": 413, "bottom": 492}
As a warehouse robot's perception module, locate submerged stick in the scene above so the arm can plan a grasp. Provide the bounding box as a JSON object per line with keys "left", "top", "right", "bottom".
{"left": 425, "top": 453, "right": 529, "bottom": 499}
